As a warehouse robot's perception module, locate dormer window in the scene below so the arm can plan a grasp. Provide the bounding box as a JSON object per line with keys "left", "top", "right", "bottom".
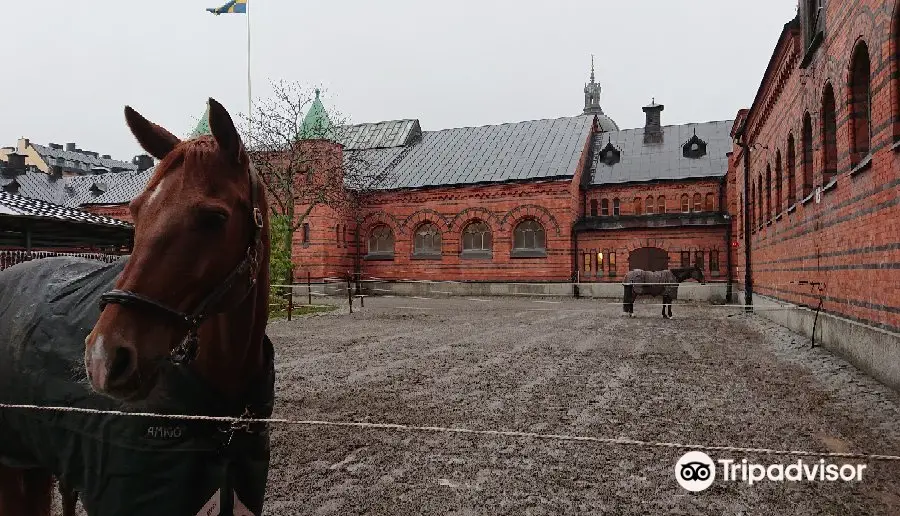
{"left": 598, "top": 141, "right": 621, "bottom": 166}
{"left": 89, "top": 182, "right": 108, "bottom": 195}
{"left": 682, "top": 132, "right": 707, "bottom": 158}
{"left": 2, "top": 179, "right": 20, "bottom": 194}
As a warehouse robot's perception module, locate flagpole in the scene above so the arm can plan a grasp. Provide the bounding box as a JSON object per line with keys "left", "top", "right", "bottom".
{"left": 246, "top": 0, "right": 252, "bottom": 129}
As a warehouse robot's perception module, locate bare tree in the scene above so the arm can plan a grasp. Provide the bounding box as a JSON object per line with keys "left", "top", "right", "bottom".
{"left": 240, "top": 79, "right": 394, "bottom": 287}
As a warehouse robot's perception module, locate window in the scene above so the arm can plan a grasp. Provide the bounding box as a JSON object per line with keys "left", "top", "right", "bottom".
{"left": 608, "top": 251, "right": 616, "bottom": 275}
{"left": 704, "top": 193, "right": 715, "bottom": 212}
{"left": 645, "top": 196, "right": 654, "bottom": 214}
{"left": 302, "top": 223, "right": 310, "bottom": 244}
{"left": 822, "top": 83, "right": 838, "bottom": 184}
{"left": 680, "top": 251, "right": 690, "bottom": 268}
{"left": 710, "top": 250, "right": 720, "bottom": 273}
{"left": 413, "top": 223, "right": 442, "bottom": 256}
{"left": 613, "top": 198, "right": 620, "bottom": 216}
{"left": 368, "top": 225, "right": 394, "bottom": 256}
{"left": 787, "top": 134, "right": 797, "bottom": 205}
{"left": 513, "top": 219, "right": 546, "bottom": 252}
{"left": 597, "top": 251, "right": 604, "bottom": 271}
{"left": 462, "top": 221, "right": 492, "bottom": 253}
{"left": 681, "top": 194, "right": 690, "bottom": 213}
{"left": 692, "top": 193, "right": 702, "bottom": 212}
{"left": 802, "top": 112, "right": 814, "bottom": 197}
{"left": 694, "top": 250, "right": 704, "bottom": 271}
{"left": 850, "top": 41, "right": 872, "bottom": 165}
{"left": 657, "top": 196, "right": 666, "bottom": 214}
{"left": 633, "top": 197, "right": 643, "bottom": 215}
{"left": 775, "top": 151, "right": 783, "bottom": 214}
{"left": 582, "top": 251, "right": 591, "bottom": 273}
{"left": 590, "top": 199, "right": 598, "bottom": 217}
{"left": 805, "top": 0, "right": 824, "bottom": 47}
{"left": 765, "top": 164, "right": 772, "bottom": 220}
{"left": 601, "top": 199, "right": 609, "bottom": 216}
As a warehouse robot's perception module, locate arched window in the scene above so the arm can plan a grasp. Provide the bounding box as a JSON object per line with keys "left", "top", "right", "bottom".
{"left": 513, "top": 219, "right": 546, "bottom": 252}
{"left": 601, "top": 198, "right": 609, "bottom": 216}
{"left": 787, "top": 133, "right": 797, "bottom": 205}
{"left": 802, "top": 113, "right": 814, "bottom": 197}
{"left": 850, "top": 41, "right": 872, "bottom": 165}
{"left": 645, "top": 196, "right": 654, "bottom": 215}
{"left": 633, "top": 197, "right": 643, "bottom": 215}
{"left": 757, "top": 176, "right": 763, "bottom": 227}
{"left": 692, "top": 193, "right": 702, "bottom": 212}
{"left": 462, "top": 221, "right": 492, "bottom": 253}
{"left": 681, "top": 194, "right": 690, "bottom": 213}
{"left": 822, "top": 83, "right": 838, "bottom": 184}
{"left": 368, "top": 225, "right": 394, "bottom": 256}
{"left": 612, "top": 198, "right": 620, "bottom": 216}
{"left": 657, "top": 196, "right": 666, "bottom": 214}
{"left": 413, "top": 223, "right": 442, "bottom": 256}
{"left": 704, "top": 193, "right": 715, "bottom": 212}
{"left": 765, "top": 164, "right": 772, "bottom": 220}
{"left": 589, "top": 199, "right": 598, "bottom": 217}
{"left": 775, "top": 150, "right": 783, "bottom": 214}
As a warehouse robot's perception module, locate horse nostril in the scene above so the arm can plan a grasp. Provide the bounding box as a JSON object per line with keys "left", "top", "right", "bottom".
{"left": 107, "top": 345, "right": 136, "bottom": 388}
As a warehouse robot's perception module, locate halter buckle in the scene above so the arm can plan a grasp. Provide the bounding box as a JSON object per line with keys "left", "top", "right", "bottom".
{"left": 252, "top": 208, "right": 264, "bottom": 229}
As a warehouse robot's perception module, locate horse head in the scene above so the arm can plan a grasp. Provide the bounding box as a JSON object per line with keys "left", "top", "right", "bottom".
{"left": 691, "top": 266, "right": 706, "bottom": 285}
{"left": 84, "top": 98, "right": 270, "bottom": 402}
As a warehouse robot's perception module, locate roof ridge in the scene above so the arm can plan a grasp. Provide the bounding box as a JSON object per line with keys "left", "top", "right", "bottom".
{"left": 419, "top": 114, "right": 593, "bottom": 135}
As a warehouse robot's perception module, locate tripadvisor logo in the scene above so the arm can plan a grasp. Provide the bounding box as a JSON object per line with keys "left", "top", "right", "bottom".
{"left": 675, "top": 451, "right": 867, "bottom": 491}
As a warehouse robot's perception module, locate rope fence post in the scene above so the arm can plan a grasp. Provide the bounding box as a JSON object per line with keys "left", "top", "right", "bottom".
{"left": 307, "top": 271, "right": 312, "bottom": 306}
{"left": 287, "top": 285, "right": 293, "bottom": 321}
{"left": 347, "top": 279, "right": 353, "bottom": 314}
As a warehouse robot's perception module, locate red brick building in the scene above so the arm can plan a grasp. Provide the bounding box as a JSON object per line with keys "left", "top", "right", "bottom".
{"left": 729, "top": 0, "right": 900, "bottom": 390}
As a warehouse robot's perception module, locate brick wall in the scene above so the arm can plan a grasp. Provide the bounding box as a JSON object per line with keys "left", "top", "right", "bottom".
{"left": 81, "top": 204, "right": 134, "bottom": 223}
{"left": 585, "top": 178, "right": 723, "bottom": 216}
{"left": 730, "top": 0, "right": 900, "bottom": 333}
{"left": 576, "top": 227, "right": 729, "bottom": 282}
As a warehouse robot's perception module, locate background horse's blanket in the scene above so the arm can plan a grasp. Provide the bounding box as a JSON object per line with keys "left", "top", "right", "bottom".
{"left": 623, "top": 269, "right": 679, "bottom": 298}
{"left": 0, "top": 256, "right": 273, "bottom": 515}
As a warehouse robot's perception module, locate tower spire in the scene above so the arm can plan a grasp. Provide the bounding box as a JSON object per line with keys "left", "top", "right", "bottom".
{"left": 590, "top": 54, "right": 595, "bottom": 83}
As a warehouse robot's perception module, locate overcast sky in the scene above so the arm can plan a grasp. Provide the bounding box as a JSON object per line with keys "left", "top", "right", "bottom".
{"left": 2, "top": 0, "right": 797, "bottom": 162}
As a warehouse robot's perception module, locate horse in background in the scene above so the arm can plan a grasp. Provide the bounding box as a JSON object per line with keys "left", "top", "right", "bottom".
{"left": 622, "top": 266, "right": 704, "bottom": 319}
{"left": 0, "top": 98, "right": 273, "bottom": 515}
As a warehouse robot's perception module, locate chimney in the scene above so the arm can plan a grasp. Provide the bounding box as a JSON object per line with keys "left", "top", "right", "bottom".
{"left": 49, "top": 143, "right": 63, "bottom": 150}
{"left": 101, "top": 154, "right": 111, "bottom": 159}
{"left": 133, "top": 154, "right": 154, "bottom": 171}
{"left": 642, "top": 99, "right": 664, "bottom": 145}
{"left": 7, "top": 153, "right": 26, "bottom": 172}
{"left": 16, "top": 138, "right": 30, "bottom": 154}
{"left": 65, "top": 143, "right": 76, "bottom": 152}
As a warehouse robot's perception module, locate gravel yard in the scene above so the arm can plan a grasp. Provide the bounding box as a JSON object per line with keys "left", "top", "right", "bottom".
{"left": 261, "top": 296, "right": 900, "bottom": 515}
{"left": 52, "top": 296, "right": 900, "bottom": 515}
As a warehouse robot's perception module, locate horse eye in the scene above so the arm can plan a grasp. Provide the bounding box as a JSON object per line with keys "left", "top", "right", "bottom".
{"left": 196, "top": 210, "right": 228, "bottom": 230}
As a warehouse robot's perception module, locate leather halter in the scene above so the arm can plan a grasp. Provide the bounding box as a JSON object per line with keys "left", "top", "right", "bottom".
{"left": 98, "top": 155, "right": 265, "bottom": 365}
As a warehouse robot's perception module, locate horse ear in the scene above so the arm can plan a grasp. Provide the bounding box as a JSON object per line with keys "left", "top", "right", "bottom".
{"left": 124, "top": 106, "right": 181, "bottom": 161}
{"left": 207, "top": 97, "right": 246, "bottom": 164}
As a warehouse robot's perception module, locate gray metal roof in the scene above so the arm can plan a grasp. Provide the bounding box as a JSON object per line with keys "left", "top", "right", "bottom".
{"left": 0, "top": 190, "right": 132, "bottom": 227}
{"left": 32, "top": 144, "right": 138, "bottom": 172}
{"left": 590, "top": 120, "right": 734, "bottom": 185}
{"left": 338, "top": 119, "right": 422, "bottom": 150}
{"left": 0, "top": 168, "right": 154, "bottom": 208}
{"left": 346, "top": 115, "right": 595, "bottom": 190}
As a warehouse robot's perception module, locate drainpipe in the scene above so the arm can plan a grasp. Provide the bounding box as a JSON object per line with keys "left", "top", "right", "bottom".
{"left": 354, "top": 223, "right": 361, "bottom": 294}
{"left": 572, "top": 225, "right": 580, "bottom": 298}
{"left": 737, "top": 133, "right": 753, "bottom": 311}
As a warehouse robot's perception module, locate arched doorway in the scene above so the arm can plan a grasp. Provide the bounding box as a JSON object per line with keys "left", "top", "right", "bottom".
{"left": 629, "top": 247, "right": 669, "bottom": 271}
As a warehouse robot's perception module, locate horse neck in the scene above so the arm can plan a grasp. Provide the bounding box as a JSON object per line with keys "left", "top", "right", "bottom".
{"left": 671, "top": 268, "right": 692, "bottom": 282}
{"left": 193, "top": 263, "right": 269, "bottom": 405}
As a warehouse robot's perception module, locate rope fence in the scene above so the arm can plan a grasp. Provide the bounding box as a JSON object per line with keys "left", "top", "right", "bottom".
{"left": 1, "top": 402, "right": 898, "bottom": 462}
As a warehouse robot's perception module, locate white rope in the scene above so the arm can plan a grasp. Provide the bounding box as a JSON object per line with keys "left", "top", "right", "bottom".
{"left": 1, "top": 403, "right": 897, "bottom": 462}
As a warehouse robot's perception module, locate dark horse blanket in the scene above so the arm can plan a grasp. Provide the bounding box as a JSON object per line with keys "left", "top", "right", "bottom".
{"left": 0, "top": 256, "right": 273, "bottom": 515}
{"left": 623, "top": 269, "right": 679, "bottom": 298}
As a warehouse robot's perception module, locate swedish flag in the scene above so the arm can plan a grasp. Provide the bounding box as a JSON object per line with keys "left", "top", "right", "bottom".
{"left": 206, "top": 0, "right": 247, "bottom": 15}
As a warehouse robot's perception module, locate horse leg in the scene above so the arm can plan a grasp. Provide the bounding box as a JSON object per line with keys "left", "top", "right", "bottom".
{"left": 662, "top": 295, "right": 670, "bottom": 319}
{"left": 623, "top": 286, "right": 633, "bottom": 315}
{"left": 0, "top": 466, "right": 53, "bottom": 516}
{"left": 667, "top": 300, "right": 673, "bottom": 319}
{"left": 58, "top": 482, "right": 78, "bottom": 516}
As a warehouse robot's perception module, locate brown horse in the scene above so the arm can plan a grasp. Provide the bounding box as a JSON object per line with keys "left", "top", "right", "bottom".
{"left": 0, "top": 98, "right": 272, "bottom": 515}
{"left": 622, "top": 266, "right": 705, "bottom": 319}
